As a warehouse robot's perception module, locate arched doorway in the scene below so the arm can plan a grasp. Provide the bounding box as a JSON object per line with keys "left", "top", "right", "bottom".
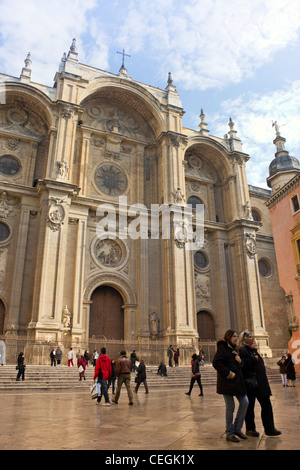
{"left": 89, "top": 286, "right": 124, "bottom": 339}
{"left": 197, "top": 310, "right": 215, "bottom": 340}
{"left": 0, "top": 299, "right": 5, "bottom": 335}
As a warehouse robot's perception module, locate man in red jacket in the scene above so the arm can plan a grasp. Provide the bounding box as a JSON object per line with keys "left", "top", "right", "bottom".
{"left": 93, "top": 347, "right": 112, "bottom": 406}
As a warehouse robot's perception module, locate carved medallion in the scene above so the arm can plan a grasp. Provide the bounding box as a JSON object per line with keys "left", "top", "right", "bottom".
{"left": 94, "top": 239, "right": 123, "bottom": 267}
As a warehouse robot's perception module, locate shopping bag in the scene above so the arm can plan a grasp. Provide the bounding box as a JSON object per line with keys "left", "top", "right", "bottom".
{"left": 90, "top": 382, "right": 98, "bottom": 399}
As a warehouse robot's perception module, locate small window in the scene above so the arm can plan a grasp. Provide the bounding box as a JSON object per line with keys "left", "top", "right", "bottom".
{"left": 0, "top": 155, "right": 21, "bottom": 176}
{"left": 188, "top": 195, "right": 203, "bottom": 210}
{"left": 252, "top": 209, "right": 261, "bottom": 222}
{"left": 194, "top": 251, "right": 208, "bottom": 269}
{"left": 0, "top": 222, "right": 10, "bottom": 242}
{"left": 258, "top": 259, "right": 272, "bottom": 278}
{"left": 291, "top": 195, "right": 300, "bottom": 213}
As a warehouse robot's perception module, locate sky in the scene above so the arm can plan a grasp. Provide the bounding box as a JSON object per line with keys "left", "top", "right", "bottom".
{"left": 0, "top": 0, "right": 300, "bottom": 188}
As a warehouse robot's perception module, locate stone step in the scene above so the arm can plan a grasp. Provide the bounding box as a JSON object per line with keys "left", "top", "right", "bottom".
{"left": 0, "top": 364, "right": 283, "bottom": 391}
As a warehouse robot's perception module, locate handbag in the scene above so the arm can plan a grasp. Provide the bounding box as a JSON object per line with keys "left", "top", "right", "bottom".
{"left": 78, "top": 365, "right": 84, "bottom": 373}
{"left": 90, "top": 382, "right": 98, "bottom": 399}
{"left": 245, "top": 373, "right": 258, "bottom": 391}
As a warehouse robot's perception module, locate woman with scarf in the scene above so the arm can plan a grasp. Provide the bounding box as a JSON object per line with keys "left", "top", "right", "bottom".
{"left": 212, "top": 330, "right": 248, "bottom": 442}
{"left": 238, "top": 331, "right": 281, "bottom": 437}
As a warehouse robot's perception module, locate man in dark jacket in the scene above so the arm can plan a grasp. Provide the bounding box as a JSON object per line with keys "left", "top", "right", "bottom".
{"left": 112, "top": 350, "right": 133, "bottom": 405}
{"left": 93, "top": 347, "right": 112, "bottom": 406}
{"left": 212, "top": 329, "right": 249, "bottom": 442}
{"left": 238, "top": 331, "right": 281, "bottom": 437}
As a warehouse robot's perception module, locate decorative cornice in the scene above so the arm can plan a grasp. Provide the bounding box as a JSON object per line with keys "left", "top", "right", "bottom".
{"left": 265, "top": 172, "right": 300, "bottom": 208}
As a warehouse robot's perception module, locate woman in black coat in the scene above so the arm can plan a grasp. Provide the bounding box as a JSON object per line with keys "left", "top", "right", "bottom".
{"left": 133, "top": 360, "right": 149, "bottom": 394}
{"left": 16, "top": 352, "right": 25, "bottom": 381}
{"left": 238, "top": 331, "right": 281, "bottom": 437}
{"left": 284, "top": 353, "right": 296, "bottom": 387}
{"left": 185, "top": 353, "right": 203, "bottom": 396}
{"left": 212, "top": 330, "right": 248, "bottom": 442}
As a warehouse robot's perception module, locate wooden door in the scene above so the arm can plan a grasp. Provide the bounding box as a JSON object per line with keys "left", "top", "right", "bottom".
{"left": 89, "top": 286, "right": 124, "bottom": 339}
{"left": 197, "top": 311, "right": 215, "bottom": 340}
{"left": 0, "top": 300, "right": 5, "bottom": 335}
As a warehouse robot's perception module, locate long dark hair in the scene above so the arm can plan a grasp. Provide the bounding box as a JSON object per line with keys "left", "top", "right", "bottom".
{"left": 224, "top": 329, "right": 237, "bottom": 345}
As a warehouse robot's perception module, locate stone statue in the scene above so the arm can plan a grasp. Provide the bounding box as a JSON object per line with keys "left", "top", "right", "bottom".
{"left": 149, "top": 311, "right": 160, "bottom": 338}
{"left": 62, "top": 305, "right": 71, "bottom": 334}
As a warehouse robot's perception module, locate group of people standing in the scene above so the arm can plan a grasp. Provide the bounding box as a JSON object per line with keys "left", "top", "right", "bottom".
{"left": 91, "top": 348, "right": 149, "bottom": 406}
{"left": 277, "top": 354, "right": 296, "bottom": 387}
{"left": 212, "top": 329, "right": 285, "bottom": 443}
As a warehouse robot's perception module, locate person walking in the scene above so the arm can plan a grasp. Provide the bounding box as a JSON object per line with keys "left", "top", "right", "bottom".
{"left": 16, "top": 352, "right": 25, "bottom": 381}
{"left": 92, "top": 350, "right": 99, "bottom": 367}
{"left": 133, "top": 359, "right": 149, "bottom": 394}
{"left": 185, "top": 353, "right": 203, "bottom": 396}
{"left": 67, "top": 348, "right": 74, "bottom": 367}
{"left": 212, "top": 329, "right": 249, "bottom": 443}
{"left": 50, "top": 348, "right": 56, "bottom": 366}
{"left": 130, "top": 350, "right": 137, "bottom": 372}
{"left": 167, "top": 345, "right": 174, "bottom": 367}
{"left": 174, "top": 348, "right": 180, "bottom": 367}
{"left": 108, "top": 359, "right": 116, "bottom": 394}
{"left": 93, "top": 347, "right": 112, "bottom": 406}
{"left": 78, "top": 355, "right": 87, "bottom": 381}
{"left": 238, "top": 331, "right": 281, "bottom": 437}
{"left": 112, "top": 350, "right": 133, "bottom": 405}
{"left": 56, "top": 346, "right": 62, "bottom": 366}
{"left": 284, "top": 353, "right": 296, "bottom": 387}
{"left": 277, "top": 356, "right": 287, "bottom": 387}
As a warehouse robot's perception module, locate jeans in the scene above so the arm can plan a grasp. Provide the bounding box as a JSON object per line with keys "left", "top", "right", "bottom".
{"left": 223, "top": 394, "right": 249, "bottom": 436}
{"left": 96, "top": 380, "right": 110, "bottom": 403}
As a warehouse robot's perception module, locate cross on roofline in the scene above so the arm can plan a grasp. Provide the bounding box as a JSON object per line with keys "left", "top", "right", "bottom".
{"left": 117, "top": 49, "right": 131, "bottom": 68}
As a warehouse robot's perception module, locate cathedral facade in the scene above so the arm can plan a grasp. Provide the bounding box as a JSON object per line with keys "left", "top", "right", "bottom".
{"left": 0, "top": 41, "right": 290, "bottom": 363}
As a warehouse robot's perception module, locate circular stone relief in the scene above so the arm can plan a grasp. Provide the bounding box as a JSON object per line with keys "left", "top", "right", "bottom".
{"left": 94, "top": 238, "right": 125, "bottom": 268}
{"left": 94, "top": 164, "right": 127, "bottom": 196}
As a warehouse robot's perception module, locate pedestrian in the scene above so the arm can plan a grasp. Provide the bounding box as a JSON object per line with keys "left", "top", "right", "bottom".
{"left": 133, "top": 359, "right": 149, "bottom": 394}
{"left": 56, "top": 346, "right": 62, "bottom": 366}
{"left": 284, "top": 353, "right": 296, "bottom": 387}
{"left": 76, "top": 350, "right": 81, "bottom": 366}
{"left": 50, "top": 348, "right": 56, "bottom": 366}
{"left": 108, "top": 359, "right": 116, "bottom": 394}
{"left": 84, "top": 350, "right": 91, "bottom": 366}
{"left": 93, "top": 347, "right": 112, "bottom": 406}
{"left": 185, "top": 353, "right": 203, "bottom": 396}
{"left": 277, "top": 356, "right": 287, "bottom": 387}
{"left": 167, "top": 345, "right": 174, "bottom": 367}
{"left": 238, "top": 331, "right": 281, "bottom": 437}
{"left": 16, "top": 352, "right": 25, "bottom": 381}
{"left": 92, "top": 350, "right": 99, "bottom": 367}
{"left": 78, "top": 355, "right": 87, "bottom": 381}
{"left": 112, "top": 350, "right": 133, "bottom": 405}
{"left": 157, "top": 362, "right": 167, "bottom": 376}
{"left": 212, "top": 329, "right": 249, "bottom": 443}
{"left": 174, "top": 348, "right": 180, "bottom": 367}
{"left": 67, "top": 348, "right": 74, "bottom": 367}
{"left": 130, "top": 350, "right": 137, "bottom": 372}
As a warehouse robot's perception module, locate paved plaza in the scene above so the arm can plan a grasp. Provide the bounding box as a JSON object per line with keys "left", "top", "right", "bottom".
{"left": 0, "top": 381, "right": 299, "bottom": 452}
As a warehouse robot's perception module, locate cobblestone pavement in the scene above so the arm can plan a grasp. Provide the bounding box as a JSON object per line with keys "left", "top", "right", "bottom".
{"left": 0, "top": 382, "right": 299, "bottom": 451}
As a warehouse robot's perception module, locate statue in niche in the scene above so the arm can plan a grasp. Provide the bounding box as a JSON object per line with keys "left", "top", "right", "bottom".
{"left": 172, "top": 186, "right": 185, "bottom": 205}
{"left": 56, "top": 159, "right": 69, "bottom": 181}
{"left": 149, "top": 311, "right": 160, "bottom": 338}
{"left": 244, "top": 201, "right": 253, "bottom": 220}
{"left": 62, "top": 305, "right": 72, "bottom": 335}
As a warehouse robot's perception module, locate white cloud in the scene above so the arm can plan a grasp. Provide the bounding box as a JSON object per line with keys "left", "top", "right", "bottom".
{"left": 116, "top": 0, "right": 300, "bottom": 89}
{"left": 0, "top": 0, "right": 98, "bottom": 85}
{"left": 209, "top": 80, "right": 300, "bottom": 187}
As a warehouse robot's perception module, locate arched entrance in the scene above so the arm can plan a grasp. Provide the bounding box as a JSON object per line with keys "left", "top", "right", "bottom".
{"left": 0, "top": 299, "right": 5, "bottom": 335}
{"left": 197, "top": 310, "right": 215, "bottom": 340}
{"left": 89, "top": 286, "right": 124, "bottom": 339}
